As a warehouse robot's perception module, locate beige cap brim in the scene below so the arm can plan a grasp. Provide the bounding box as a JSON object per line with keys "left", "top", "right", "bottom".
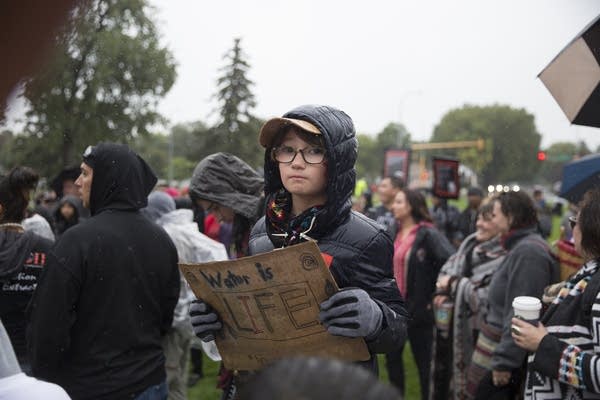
{"left": 258, "top": 117, "right": 321, "bottom": 148}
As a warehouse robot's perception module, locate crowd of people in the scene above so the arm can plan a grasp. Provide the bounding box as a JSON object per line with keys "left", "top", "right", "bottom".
{"left": 0, "top": 104, "right": 596, "bottom": 400}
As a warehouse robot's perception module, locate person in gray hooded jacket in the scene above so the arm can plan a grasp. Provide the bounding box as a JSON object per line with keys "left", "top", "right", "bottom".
{"left": 190, "top": 105, "right": 408, "bottom": 374}
{"left": 188, "top": 152, "right": 264, "bottom": 259}
{"left": 187, "top": 152, "right": 265, "bottom": 399}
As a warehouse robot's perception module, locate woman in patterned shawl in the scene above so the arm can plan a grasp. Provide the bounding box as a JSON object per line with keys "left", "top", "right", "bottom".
{"left": 430, "top": 200, "right": 506, "bottom": 400}
{"left": 512, "top": 188, "right": 600, "bottom": 400}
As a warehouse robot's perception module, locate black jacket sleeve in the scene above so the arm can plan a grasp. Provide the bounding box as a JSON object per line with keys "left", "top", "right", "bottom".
{"left": 161, "top": 247, "right": 180, "bottom": 335}
{"left": 350, "top": 230, "right": 408, "bottom": 353}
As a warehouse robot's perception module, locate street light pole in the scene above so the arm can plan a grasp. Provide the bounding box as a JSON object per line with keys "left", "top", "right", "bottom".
{"left": 397, "top": 89, "right": 422, "bottom": 146}
{"left": 167, "top": 129, "right": 174, "bottom": 185}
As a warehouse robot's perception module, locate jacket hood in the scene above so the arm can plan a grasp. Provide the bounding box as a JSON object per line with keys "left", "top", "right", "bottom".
{"left": 83, "top": 143, "right": 157, "bottom": 216}
{"left": 263, "top": 104, "right": 357, "bottom": 237}
{"left": 189, "top": 152, "right": 264, "bottom": 220}
{"left": 141, "top": 191, "right": 176, "bottom": 222}
{"left": 0, "top": 230, "right": 34, "bottom": 281}
{"left": 53, "top": 195, "right": 83, "bottom": 220}
{"left": 22, "top": 214, "right": 55, "bottom": 243}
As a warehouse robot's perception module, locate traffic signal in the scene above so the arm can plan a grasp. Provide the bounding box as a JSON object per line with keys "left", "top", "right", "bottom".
{"left": 537, "top": 151, "right": 547, "bottom": 161}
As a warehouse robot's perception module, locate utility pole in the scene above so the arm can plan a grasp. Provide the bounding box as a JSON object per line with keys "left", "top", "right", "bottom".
{"left": 167, "top": 130, "right": 174, "bottom": 185}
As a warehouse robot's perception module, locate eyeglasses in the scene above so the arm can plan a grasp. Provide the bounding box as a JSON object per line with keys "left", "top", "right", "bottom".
{"left": 569, "top": 215, "right": 578, "bottom": 230}
{"left": 271, "top": 146, "right": 326, "bottom": 164}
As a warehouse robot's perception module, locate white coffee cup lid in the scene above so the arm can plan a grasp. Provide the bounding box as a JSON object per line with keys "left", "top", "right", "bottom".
{"left": 512, "top": 296, "right": 542, "bottom": 311}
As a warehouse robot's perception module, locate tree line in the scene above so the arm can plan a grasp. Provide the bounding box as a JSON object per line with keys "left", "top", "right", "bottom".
{"left": 0, "top": 0, "right": 592, "bottom": 187}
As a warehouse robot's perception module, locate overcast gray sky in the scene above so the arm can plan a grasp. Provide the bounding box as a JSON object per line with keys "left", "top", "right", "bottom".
{"left": 148, "top": 0, "right": 600, "bottom": 150}
{"left": 3, "top": 1, "right": 599, "bottom": 151}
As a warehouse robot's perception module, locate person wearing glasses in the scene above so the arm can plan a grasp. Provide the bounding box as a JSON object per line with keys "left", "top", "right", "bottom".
{"left": 511, "top": 188, "right": 600, "bottom": 399}
{"left": 190, "top": 105, "right": 408, "bottom": 379}
{"left": 469, "top": 191, "right": 559, "bottom": 399}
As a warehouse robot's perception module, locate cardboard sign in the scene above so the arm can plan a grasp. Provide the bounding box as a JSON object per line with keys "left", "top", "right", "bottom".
{"left": 179, "top": 241, "right": 370, "bottom": 370}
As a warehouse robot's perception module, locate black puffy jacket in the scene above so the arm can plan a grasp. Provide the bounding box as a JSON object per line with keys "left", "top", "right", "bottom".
{"left": 404, "top": 224, "right": 455, "bottom": 326}
{"left": 249, "top": 105, "right": 408, "bottom": 366}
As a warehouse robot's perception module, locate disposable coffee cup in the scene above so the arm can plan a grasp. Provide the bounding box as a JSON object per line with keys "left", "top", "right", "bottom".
{"left": 512, "top": 296, "right": 541, "bottom": 326}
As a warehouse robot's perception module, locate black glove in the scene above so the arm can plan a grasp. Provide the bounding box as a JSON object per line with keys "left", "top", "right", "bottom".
{"left": 189, "top": 299, "right": 222, "bottom": 342}
{"left": 318, "top": 287, "right": 383, "bottom": 340}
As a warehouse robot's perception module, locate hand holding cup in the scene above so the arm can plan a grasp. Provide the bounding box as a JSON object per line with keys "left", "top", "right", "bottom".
{"left": 511, "top": 317, "right": 547, "bottom": 352}
{"left": 511, "top": 296, "right": 547, "bottom": 352}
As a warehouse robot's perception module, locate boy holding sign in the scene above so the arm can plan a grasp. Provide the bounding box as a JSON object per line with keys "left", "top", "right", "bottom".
{"left": 191, "top": 105, "right": 408, "bottom": 374}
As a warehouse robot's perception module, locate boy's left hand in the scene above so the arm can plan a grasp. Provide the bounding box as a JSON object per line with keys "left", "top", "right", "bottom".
{"left": 319, "top": 288, "right": 383, "bottom": 339}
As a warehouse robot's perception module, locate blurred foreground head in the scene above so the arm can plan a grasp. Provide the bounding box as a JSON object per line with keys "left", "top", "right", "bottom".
{"left": 239, "top": 356, "right": 401, "bottom": 400}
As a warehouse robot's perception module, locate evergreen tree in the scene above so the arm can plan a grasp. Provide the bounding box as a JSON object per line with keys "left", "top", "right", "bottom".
{"left": 212, "top": 38, "right": 263, "bottom": 167}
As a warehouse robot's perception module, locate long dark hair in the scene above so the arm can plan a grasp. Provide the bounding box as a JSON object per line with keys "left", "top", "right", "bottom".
{"left": 401, "top": 189, "right": 432, "bottom": 223}
{"left": 493, "top": 191, "right": 538, "bottom": 230}
{"left": 578, "top": 188, "right": 600, "bottom": 260}
{"left": 0, "top": 166, "right": 39, "bottom": 223}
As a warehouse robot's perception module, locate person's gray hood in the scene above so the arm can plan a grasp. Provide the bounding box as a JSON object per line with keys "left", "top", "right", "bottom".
{"left": 262, "top": 104, "right": 357, "bottom": 238}
{"left": 141, "top": 191, "right": 176, "bottom": 222}
{"left": 189, "top": 152, "right": 263, "bottom": 220}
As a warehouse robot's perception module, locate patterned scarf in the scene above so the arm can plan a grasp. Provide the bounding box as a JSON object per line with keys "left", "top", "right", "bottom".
{"left": 266, "top": 189, "right": 324, "bottom": 247}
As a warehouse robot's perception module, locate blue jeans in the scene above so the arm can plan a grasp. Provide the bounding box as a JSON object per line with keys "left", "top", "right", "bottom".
{"left": 134, "top": 381, "right": 168, "bottom": 400}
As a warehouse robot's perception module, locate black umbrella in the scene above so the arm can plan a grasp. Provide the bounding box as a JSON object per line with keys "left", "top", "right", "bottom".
{"left": 539, "top": 14, "right": 600, "bottom": 128}
{"left": 560, "top": 153, "right": 600, "bottom": 204}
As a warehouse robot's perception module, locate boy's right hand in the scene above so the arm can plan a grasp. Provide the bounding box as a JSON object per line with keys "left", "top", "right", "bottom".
{"left": 189, "top": 300, "right": 222, "bottom": 342}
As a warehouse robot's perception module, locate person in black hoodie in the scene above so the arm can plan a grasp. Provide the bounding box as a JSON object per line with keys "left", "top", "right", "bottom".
{"left": 190, "top": 105, "right": 408, "bottom": 375}
{"left": 0, "top": 166, "right": 53, "bottom": 373}
{"left": 52, "top": 194, "right": 83, "bottom": 238}
{"left": 27, "top": 143, "right": 180, "bottom": 400}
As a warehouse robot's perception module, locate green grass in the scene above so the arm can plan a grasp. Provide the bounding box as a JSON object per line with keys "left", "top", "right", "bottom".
{"left": 187, "top": 345, "right": 421, "bottom": 399}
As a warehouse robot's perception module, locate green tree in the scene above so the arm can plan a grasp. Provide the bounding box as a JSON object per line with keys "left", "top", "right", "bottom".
{"left": 129, "top": 131, "right": 169, "bottom": 179}
{"left": 20, "top": 0, "right": 176, "bottom": 177}
{"left": 356, "top": 134, "right": 379, "bottom": 181}
{"left": 170, "top": 121, "right": 220, "bottom": 163}
{"left": 212, "top": 38, "right": 263, "bottom": 167}
{"left": 377, "top": 122, "right": 411, "bottom": 150}
{"left": 432, "top": 104, "right": 541, "bottom": 185}
{"left": 354, "top": 122, "right": 412, "bottom": 182}
{"left": 0, "top": 130, "right": 15, "bottom": 173}
{"left": 575, "top": 140, "right": 591, "bottom": 157}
